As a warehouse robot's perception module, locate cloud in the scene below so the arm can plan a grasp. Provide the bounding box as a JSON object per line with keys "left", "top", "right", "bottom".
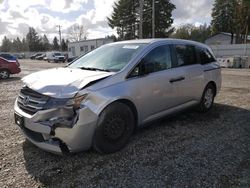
{"left": 49, "top": 0, "right": 88, "bottom": 13}
{"left": 171, "top": 0, "right": 213, "bottom": 26}
{"left": 0, "top": 19, "right": 10, "bottom": 34}
{"left": 0, "top": 0, "right": 215, "bottom": 45}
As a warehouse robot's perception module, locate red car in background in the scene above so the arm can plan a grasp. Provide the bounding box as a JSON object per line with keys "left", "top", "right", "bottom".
{"left": 0, "top": 57, "right": 21, "bottom": 79}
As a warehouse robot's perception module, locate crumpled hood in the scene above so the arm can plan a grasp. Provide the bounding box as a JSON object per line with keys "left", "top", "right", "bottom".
{"left": 22, "top": 67, "right": 114, "bottom": 98}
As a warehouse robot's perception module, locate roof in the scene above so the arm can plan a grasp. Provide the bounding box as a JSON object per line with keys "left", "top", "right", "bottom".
{"left": 112, "top": 38, "right": 209, "bottom": 48}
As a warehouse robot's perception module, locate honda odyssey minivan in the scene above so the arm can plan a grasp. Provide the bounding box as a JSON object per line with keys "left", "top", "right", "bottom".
{"left": 14, "top": 39, "right": 221, "bottom": 155}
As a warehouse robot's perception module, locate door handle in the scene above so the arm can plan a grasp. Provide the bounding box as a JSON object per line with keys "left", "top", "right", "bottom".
{"left": 169, "top": 76, "right": 185, "bottom": 83}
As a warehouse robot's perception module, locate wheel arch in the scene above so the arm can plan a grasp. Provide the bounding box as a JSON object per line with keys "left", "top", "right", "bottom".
{"left": 207, "top": 81, "right": 217, "bottom": 96}
{"left": 99, "top": 98, "right": 139, "bottom": 127}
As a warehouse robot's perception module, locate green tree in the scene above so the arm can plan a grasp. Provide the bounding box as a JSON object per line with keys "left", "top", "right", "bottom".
{"left": 237, "top": 0, "right": 250, "bottom": 43}
{"left": 143, "top": 0, "right": 175, "bottom": 38}
{"left": 105, "top": 34, "right": 117, "bottom": 42}
{"left": 190, "top": 24, "right": 212, "bottom": 42}
{"left": 21, "top": 38, "right": 29, "bottom": 52}
{"left": 171, "top": 24, "right": 193, "bottom": 40}
{"left": 1, "top": 36, "right": 12, "bottom": 52}
{"left": 53, "top": 37, "right": 59, "bottom": 51}
{"left": 61, "top": 38, "right": 67, "bottom": 51}
{"left": 108, "top": 0, "right": 175, "bottom": 40}
{"left": 108, "top": 0, "right": 138, "bottom": 40}
{"left": 171, "top": 24, "right": 212, "bottom": 43}
{"left": 26, "top": 27, "right": 41, "bottom": 51}
{"left": 211, "top": 0, "right": 250, "bottom": 44}
{"left": 42, "top": 34, "right": 50, "bottom": 51}
{"left": 12, "top": 37, "right": 23, "bottom": 52}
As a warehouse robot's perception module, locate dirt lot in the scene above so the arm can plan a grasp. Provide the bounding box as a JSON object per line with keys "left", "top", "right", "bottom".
{"left": 0, "top": 60, "right": 250, "bottom": 187}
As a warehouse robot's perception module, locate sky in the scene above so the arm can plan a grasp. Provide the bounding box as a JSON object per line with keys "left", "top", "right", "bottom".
{"left": 0, "top": 0, "right": 214, "bottom": 43}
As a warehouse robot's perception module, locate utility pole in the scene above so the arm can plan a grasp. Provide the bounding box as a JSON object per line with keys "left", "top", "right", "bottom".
{"left": 152, "top": 0, "right": 155, "bottom": 38}
{"left": 56, "top": 25, "right": 62, "bottom": 51}
{"left": 139, "top": 0, "right": 144, "bottom": 39}
{"left": 244, "top": 16, "right": 249, "bottom": 44}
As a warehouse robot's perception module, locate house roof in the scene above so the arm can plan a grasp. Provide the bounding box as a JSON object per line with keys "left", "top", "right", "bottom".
{"left": 217, "top": 32, "right": 250, "bottom": 40}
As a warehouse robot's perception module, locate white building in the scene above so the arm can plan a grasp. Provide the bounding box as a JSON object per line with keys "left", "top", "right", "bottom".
{"left": 68, "top": 38, "right": 114, "bottom": 58}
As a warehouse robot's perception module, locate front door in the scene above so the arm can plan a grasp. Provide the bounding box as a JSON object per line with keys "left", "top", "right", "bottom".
{"left": 127, "top": 44, "right": 181, "bottom": 123}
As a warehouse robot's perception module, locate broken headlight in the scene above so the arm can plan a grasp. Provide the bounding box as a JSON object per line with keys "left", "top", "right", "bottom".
{"left": 66, "top": 94, "right": 88, "bottom": 109}
{"left": 44, "top": 97, "right": 70, "bottom": 109}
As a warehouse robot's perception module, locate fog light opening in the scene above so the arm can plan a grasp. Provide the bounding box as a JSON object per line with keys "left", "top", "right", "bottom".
{"left": 51, "top": 138, "right": 70, "bottom": 154}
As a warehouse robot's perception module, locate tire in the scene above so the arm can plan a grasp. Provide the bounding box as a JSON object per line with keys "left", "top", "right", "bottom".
{"left": 93, "top": 102, "right": 135, "bottom": 154}
{"left": 0, "top": 69, "right": 10, "bottom": 79}
{"left": 198, "top": 83, "right": 216, "bottom": 113}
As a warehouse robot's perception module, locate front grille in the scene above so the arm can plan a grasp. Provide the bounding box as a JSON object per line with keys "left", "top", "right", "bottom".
{"left": 17, "top": 87, "right": 49, "bottom": 115}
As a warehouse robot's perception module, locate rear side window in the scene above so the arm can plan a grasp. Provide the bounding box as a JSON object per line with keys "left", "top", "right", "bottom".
{"left": 174, "top": 45, "right": 197, "bottom": 67}
{"left": 197, "top": 47, "right": 216, "bottom": 64}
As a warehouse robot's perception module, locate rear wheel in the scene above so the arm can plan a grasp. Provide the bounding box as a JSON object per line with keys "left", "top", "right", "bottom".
{"left": 0, "top": 70, "right": 10, "bottom": 79}
{"left": 93, "top": 102, "right": 135, "bottom": 154}
{"left": 198, "top": 84, "right": 216, "bottom": 112}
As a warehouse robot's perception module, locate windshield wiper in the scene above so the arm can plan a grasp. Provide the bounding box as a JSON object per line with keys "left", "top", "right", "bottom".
{"left": 79, "top": 67, "right": 110, "bottom": 72}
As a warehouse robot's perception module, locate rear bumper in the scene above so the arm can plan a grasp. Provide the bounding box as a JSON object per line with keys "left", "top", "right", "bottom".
{"left": 14, "top": 99, "right": 98, "bottom": 154}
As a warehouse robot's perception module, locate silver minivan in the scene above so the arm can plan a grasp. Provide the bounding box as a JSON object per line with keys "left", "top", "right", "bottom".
{"left": 14, "top": 39, "right": 221, "bottom": 154}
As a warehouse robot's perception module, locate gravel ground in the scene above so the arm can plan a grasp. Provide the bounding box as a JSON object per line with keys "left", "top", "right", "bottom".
{"left": 0, "top": 60, "right": 250, "bottom": 187}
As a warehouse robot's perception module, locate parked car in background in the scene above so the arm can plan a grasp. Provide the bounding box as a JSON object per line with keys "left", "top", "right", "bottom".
{"left": 0, "top": 53, "right": 17, "bottom": 61}
{"left": 67, "top": 56, "right": 78, "bottom": 63}
{"left": 30, "top": 53, "right": 42, "bottom": 60}
{"left": 14, "top": 39, "right": 221, "bottom": 155}
{"left": 46, "top": 52, "right": 65, "bottom": 63}
{"left": 13, "top": 53, "right": 25, "bottom": 59}
{"left": 0, "top": 56, "right": 21, "bottom": 79}
{"left": 43, "top": 56, "right": 48, "bottom": 61}
{"left": 35, "top": 54, "right": 46, "bottom": 60}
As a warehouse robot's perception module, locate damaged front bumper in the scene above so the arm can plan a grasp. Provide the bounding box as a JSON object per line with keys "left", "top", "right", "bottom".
{"left": 14, "top": 99, "right": 98, "bottom": 155}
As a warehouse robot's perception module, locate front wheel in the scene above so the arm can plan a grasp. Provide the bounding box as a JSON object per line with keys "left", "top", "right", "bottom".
{"left": 93, "top": 102, "right": 135, "bottom": 154}
{"left": 198, "top": 84, "right": 216, "bottom": 112}
{"left": 0, "top": 70, "right": 10, "bottom": 79}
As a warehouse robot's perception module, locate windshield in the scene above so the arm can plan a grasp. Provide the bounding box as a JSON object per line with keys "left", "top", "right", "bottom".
{"left": 69, "top": 43, "right": 146, "bottom": 72}
{"left": 54, "top": 53, "right": 62, "bottom": 56}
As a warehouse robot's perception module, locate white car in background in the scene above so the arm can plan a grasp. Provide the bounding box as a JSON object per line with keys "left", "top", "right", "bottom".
{"left": 46, "top": 52, "right": 65, "bottom": 63}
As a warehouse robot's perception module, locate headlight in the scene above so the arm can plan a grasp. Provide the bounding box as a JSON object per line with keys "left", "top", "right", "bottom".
{"left": 44, "top": 98, "right": 70, "bottom": 109}
{"left": 67, "top": 94, "right": 88, "bottom": 109}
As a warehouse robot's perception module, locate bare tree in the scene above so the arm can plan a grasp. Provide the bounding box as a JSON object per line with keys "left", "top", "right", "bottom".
{"left": 68, "top": 24, "right": 88, "bottom": 42}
